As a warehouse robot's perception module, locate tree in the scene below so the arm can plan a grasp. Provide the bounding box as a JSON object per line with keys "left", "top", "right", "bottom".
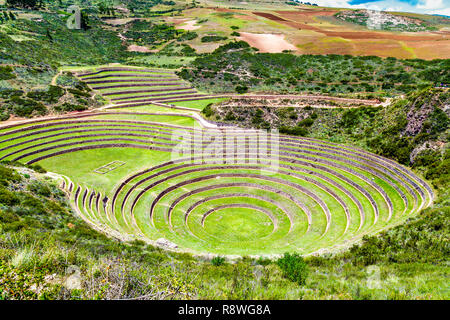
{"left": 1, "top": 11, "right": 9, "bottom": 23}
{"left": 235, "top": 85, "right": 248, "bottom": 94}
{"left": 80, "top": 10, "right": 90, "bottom": 31}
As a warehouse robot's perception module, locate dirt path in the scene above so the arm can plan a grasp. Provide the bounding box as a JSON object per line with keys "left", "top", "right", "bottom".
{"left": 217, "top": 94, "right": 382, "bottom": 105}
{"left": 0, "top": 110, "right": 100, "bottom": 128}
{"left": 51, "top": 70, "right": 62, "bottom": 86}
{"left": 151, "top": 102, "right": 218, "bottom": 128}
{"left": 0, "top": 92, "right": 383, "bottom": 130}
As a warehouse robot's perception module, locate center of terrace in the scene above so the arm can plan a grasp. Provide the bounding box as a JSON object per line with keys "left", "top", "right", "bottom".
{"left": 0, "top": 66, "right": 433, "bottom": 256}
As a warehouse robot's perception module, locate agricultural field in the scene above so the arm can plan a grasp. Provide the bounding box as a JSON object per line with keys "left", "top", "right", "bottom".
{"left": 167, "top": 3, "right": 450, "bottom": 59}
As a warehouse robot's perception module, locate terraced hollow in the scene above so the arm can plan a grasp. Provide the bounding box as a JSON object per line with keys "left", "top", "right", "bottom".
{"left": 0, "top": 111, "right": 433, "bottom": 256}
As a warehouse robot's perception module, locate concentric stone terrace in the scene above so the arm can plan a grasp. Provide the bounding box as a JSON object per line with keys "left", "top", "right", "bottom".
{"left": 76, "top": 66, "right": 219, "bottom": 106}
{"left": 0, "top": 111, "right": 433, "bottom": 256}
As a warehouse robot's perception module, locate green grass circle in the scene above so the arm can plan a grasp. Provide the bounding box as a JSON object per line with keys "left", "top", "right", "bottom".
{"left": 203, "top": 207, "right": 275, "bottom": 242}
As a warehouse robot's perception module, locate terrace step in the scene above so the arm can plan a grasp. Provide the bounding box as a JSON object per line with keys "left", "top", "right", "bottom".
{"left": 91, "top": 82, "right": 186, "bottom": 90}
{"left": 159, "top": 96, "right": 225, "bottom": 103}
{"left": 102, "top": 87, "right": 194, "bottom": 96}
{"left": 81, "top": 74, "right": 177, "bottom": 80}
{"left": 77, "top": 68, "right": 174, "bottom": 77}
{"left": 111, "top": 90, "right": 198, "bottom": 101}
{"left": 85, "top": 78, "right": 180, "bottom": 84}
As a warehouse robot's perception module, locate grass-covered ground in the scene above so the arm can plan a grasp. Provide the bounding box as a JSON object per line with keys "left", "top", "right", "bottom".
{"left": 171, "top": 97, "right": 228, "bottom": 110}
{"left": 0, "top": 1, "right": 448, "bottom": 300}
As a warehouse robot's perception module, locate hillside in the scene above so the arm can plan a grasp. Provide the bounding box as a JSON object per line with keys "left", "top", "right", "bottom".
{"left": 178, "top": 41, "right": 449, "bottom": 98}
{"left": 0, "top": 88, "right": 448, "bottom": 299}
{"left": 206, "top": 87, "right": 449, "bottom": 190}
{"left": 0, "top": 0, "right": 448, "bottom": 302}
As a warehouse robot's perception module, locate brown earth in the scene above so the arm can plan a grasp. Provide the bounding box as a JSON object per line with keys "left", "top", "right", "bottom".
{"left": 249, "top": 10, "right": 450, "bottom": 59}
{"left": 237, "top": 32, "right": 297, "bottom": 53}
{"left": 127, "top": 45, "right": 151, "bottom": 53}
{"left": 176, "top": 20, "right": 201, "bottom": 31}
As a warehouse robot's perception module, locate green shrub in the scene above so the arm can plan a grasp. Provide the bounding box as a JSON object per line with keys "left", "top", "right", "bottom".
{"left": 30, "top": 164, "right": 46, "bottom": 174}
{"left": 202, "top": 104, "right": 214, "bottom": 117}
{"left": 10, "top": 97, "right": 47, "bottom": 118}
{"left": 27, "top": 181, "right": 51, "bottom": 198}
{"left": 0, "top": 209, "right": 19, "bottom": 223}
{"left": 0, "top": 165, "right": 22, "bottom": 185}
{"left": 0, "top": 112, "right": 10, "bottom": 121}
{"left": 251, "top": 108, "right": 264, "bottom": 125}
{"left": 276, "top": 252, "right": 308, "bottom": 286}
{"left": 340, "top": 109, "right": 361, "bottom": 127}
{"left": 255, "top": 257, "right": 272, "bottom": 266}
{"left": 413, "top": 149, "right": 441, "bottom": 168}
{"left": 67, "top": 88, "right": 90, "bottom": 98}
{"left": 224, "top": 111, "right": 236, "bottom": 121}
{"left": 177, "top": 31, "right": 198, "bottom": 41}
{"left": 5, "top": 0, "right": 39, "bottom": 9}
{"left": 298, "top": 117, "right": 314, "bottom": 127}
{"left": 125, "top": 21, "right": 180, "bottom": 47}
{"left": 235, "top": 85, "right": 248, "bottom": 94}
{"left": 279, "top": 125, "right": 308, "bottom": 136}
{"left": 0, "top": 66, "right": 16, "bottom": 80}
{"left": 223, "top": 72, "right": 238, "bottom": 82}
{"left": 26, "top": 86, "right": 65, "bottom": 104}
{"left": 0, "top": 89, "right": 23, "bottom": 99}
{"left": 54, "top": 103, "right": 88, "bottom": 112}
{"left": 0, "top": 186, "right": 20, "bottom": 206}
{"left": 211, "top": 256, "right": 226, "bottom": 266}
{"left": 201, "top": 35, "right": 228, "bottom": 43}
